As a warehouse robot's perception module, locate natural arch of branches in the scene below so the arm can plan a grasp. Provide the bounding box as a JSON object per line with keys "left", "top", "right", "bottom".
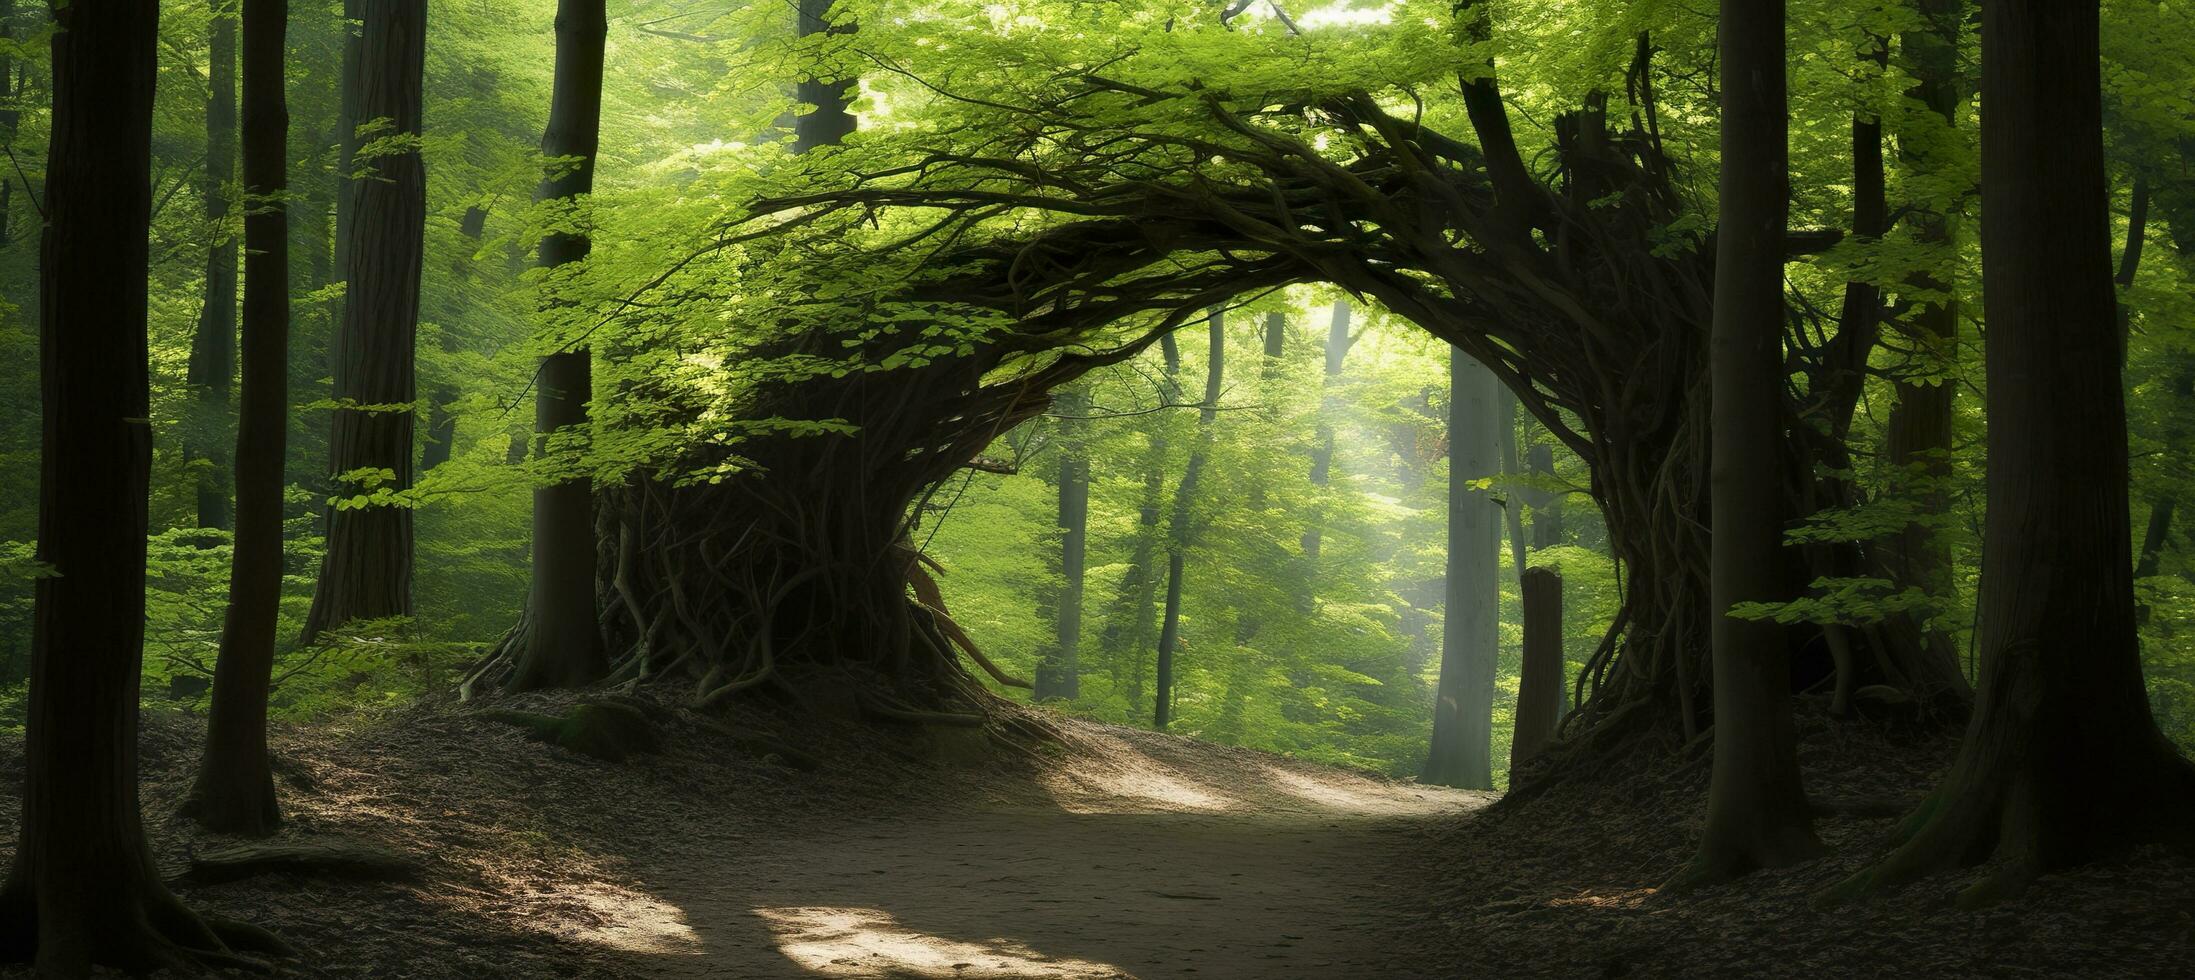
{"left": 472, "top": 30, "right": 1968, "bottom": 765}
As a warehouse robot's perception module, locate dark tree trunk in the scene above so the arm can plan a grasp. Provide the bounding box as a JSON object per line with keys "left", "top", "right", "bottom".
{"left": 1674, "top": 0, "right": 1822, "bottom": 889}
{"left": 188, "top": 0, "right": 291, "bottom": 838}
{"left": 1832, "top": 0, "right": 2195, "bottom": 905}
{"left": 0, "top": 4, "right": 280, "bottom": 969}
{"left": 1879, "top": 0, "right": 1968, "bottom": 683}
{"left": 1154, "top": 313, "right": 1224, "bottom": 731}
{"left": 1301, "top": 300, "right": 1350, "bottom": 562}
{"left": 1511, "top": 567, "right": 1564, "bottom": 774}
{"left": 1498, "top": 386, "right": 1527, "bottom": 578}
{"left": 1034, "top": 385, "right": 1089, "bottom": 701}
{"left": 503, "top": 0, "right": 610, "bottom": 692}
{"left": 187, "top": 0, "right": 239, "bottom": 531}
{"left": 1424, "top": 348, "right": 1501, "bottom": 789}
{"left": 2115, "top": 177, "right": 2148, "bottom": 364}
{"left": 301, "top": 0, "right": 424, "bottom": 643}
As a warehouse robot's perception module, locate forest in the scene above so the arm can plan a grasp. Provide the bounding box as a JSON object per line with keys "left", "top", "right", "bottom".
{"left": 1, "top": 0, "right": 2193, "bottom": 975}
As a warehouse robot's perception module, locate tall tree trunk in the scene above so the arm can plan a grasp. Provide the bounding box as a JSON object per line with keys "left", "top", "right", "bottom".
{"left": 301, "top": 0, "right": 424, "bottom": 643}
{"left": 1154, "top": 313, "right": 1224, "bottom": 731}
{"left": 1879, "top": 0, "right": 1967, "bottom": 679}
{"left": 1034, "top": 385, "right": 1088, "bottom": 701}
{"left": 1673, "top": 0, "right": 1822, "bottom": 889}
{"left": 792, "top": 0, "right": 854, "bottom": 153}
{"left": 187, "top": 0, "right": 239, "bottom": 531}
{"left": 0, "top": 4, "right": 280, "bottom": 968}
{"left": 188, "top": 0, "right": 291, "bottom": 838}
{"left": 1424, "top": 348, "right": 1501, "bottom": 790}
{"left": 1525, "top": 442, "right": 1562, "bottom": 548}
{"left": 1301, "top": 300, "right": 1350, "bottom": 562}
{"left": 503, "top": 0, "right": 610, "bottom": 691}
{"left": 1832, "top": 0, "right": 2195, "bottom": 905}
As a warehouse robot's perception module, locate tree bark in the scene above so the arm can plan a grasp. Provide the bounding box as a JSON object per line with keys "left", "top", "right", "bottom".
{"left": 1099, "top": 336, "right": 1179, "bottom": 713}
{"left": 0, "top": 3, "right": 280, "bottom": 969}
{"left": 1424, "top": 348, "right": 1501, "bottom": 790}
{"left": 301, "top": 0, "right": 425, "bottom": 644}
{"left": 1154, "top": 312, "right": 1224, "bottom": 731}
{"left": 187, "top": 0, "right": 239, "bottom": 531}
{"left": 1831, "top": 0, "right": 2195, "bottom": 905}
{"left": 1673, "top": 0, "right": 1822, "bottom": 889}
{"left": 504, "top": 0, "right": 610, "bottom": 692}
{"left": 1034, "top": 385, "right": 1089, "bottom": 701}
{"left": 1511, "top": 567, "right": 1564, "bottom": 774}
{"left": 188, "top": 0, "right": 291, "bottom": 838}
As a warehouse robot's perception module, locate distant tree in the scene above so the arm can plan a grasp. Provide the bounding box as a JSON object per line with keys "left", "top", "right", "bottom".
{"left": 1155, "top": 312, "right": 1224, "bottom": 731}
{"left": 188, "top": 0, "right": 293, "bottom": 838}
{"left": 1034, "top": 383, "right": 1089, "bottom": 701}
{"left": 1832, "top": 0, "right": 2195, "bottom": 904}
{"left": 302, "top": 0, "right": 425, "bottom": 642}
{"left": 0, "top": 2, "right": 281, "bottom": 968}
{"left": 186, "top": 0, "right": 239, "bottom": 532}
{"left": 1673, "top": 0, "right": 1823, "bottom": 889}
{"left": 1423, "top": 348, "right": 1500, "bottom": 790}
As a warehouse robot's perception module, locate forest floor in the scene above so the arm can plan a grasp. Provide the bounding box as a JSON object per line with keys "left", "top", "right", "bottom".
{"left": 1, "top": 691, "right": 2191, "bottom": 978}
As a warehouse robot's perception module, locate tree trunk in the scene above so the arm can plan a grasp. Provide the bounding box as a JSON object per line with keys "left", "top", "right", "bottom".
{"left": 0, "top": 4, "right": 281, "bottom": 969}
{"left": 187, "top": 0, "right": 239, "bottom": 532}
{"left": 503, "top": 0, "right": 610, "bottom": 692}
{"left": 1034, "top": 384, "right": 1088, "bottom": 701}
{"left": 1673, "top": 0, "right": 1822, "bottom": 889}
{"left": 1423, "top": 348, "right": 1501, "bottom": 790}
{"left": 1498, "top": 385, "right": 1527, "bottom": 578}
{"left": 1511, "top": 567, "right": 1564, "bottom": 774}
{"left": 301, "top": 0, "right": 424, "bottom": 644}
{"left": 188, "top": 0, "right": 291, "bottom": 839}
{"left": 1831, "top": 0, "right": 2195, "bottom": 905}
{"left": 1154, "top": 313, "right": 1224, "bottom": 731}
{"left": 1879, "top": 0, "right": 1967, "bottom": 683}
{"left": 793, "top": 0, "right": 854, "bottom": 153}
{"left": 1300, "top": 300, "right": 1350, "bottom": 562}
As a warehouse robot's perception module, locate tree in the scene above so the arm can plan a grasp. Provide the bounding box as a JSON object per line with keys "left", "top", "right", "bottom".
{"left": 1154, "top": 311, "right": 1224, "bottom": 731}
{"left": 1034, "top": 383, "right": 1089, "bottom": 701}
{"left": 1424, "top": 348, "right": 1500, "bottom": 790}
{"left": 186, "top": 0, "right": 239, "bottom": 533}
{"left": 187, "top": 0, "right": 293, "bottom": 838}
{"left": 0, "top": 3, "right": 280, "bottom": 968}
{"left": 1673, "top": 0, "right": 1823, "bottom": 889}
{"left": 1830, "top": 0, "right": 2195, "bottom": 904}
{"left": 501, "top": 0, "right": 610, "bottom": 691}
{"left": 1301, "top": 300, "right": 1351, "bottom": 563}
{"left": 1878, "top": 0, "right": 1969, "bottom": 678}
{"left": 302, "top": 0, "right": 425, "bottom": 643}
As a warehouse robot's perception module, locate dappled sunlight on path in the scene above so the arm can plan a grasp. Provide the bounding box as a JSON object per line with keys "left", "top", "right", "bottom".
{"left": 758, "top": 906, "right": 1132, "bottom": 978}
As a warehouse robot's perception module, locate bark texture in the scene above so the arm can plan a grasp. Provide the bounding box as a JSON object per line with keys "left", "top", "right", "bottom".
{"left": 188, "top": 0, "right": 292, "bottom": 838}
{"left": 1674, "top": 0, "right": 1822, "bottom": 889}
{"left": 1831, "top": 0, "right": 2195, "bottom": 905}
{"left": 1510, "top": 567, "right": 1565, "bottom": 774}
{"left": 503, "top": 0, "right": 611, "bottom": 692}
{"left": 0, "top": 4, "right": 280, "bottom": 969}
{"left": 302, "top": 0, "right": 425, "bottom": 643}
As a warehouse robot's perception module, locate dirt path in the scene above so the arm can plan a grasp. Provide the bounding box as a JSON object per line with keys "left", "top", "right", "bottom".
{"left": 529, "top": 725, "right": 1486, "bottom": 979}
